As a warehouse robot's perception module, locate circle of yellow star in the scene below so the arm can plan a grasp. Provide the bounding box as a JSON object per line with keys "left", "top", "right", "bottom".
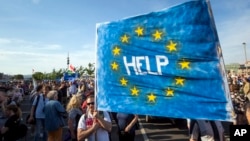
{"left": 121, "top": 34, "right": 129, "bottom": 43}
{"left": 130, "top": 86, "right": 139, "bottom": 96}
{"left": 175, "top": 78, "right": 185, "bottom": 86}
{"left": 166, "top": 41, "right": 177, "bottom": 52}
{"left": 120, "top": 77, "right": 128, "bottom": 86}
{"left": 152, "top": 30, "right": 162, "bottom": 40}
{"left": 112, "top": 46, "right": 121, "bottom": 56}
{"left": 111, "top": 62, "right": 118, "bottom": 70}
{"left": 148, "top": 93, "right": 156, "bottom": 103}
{"left": 166, "top": 88, "right": 174, "bottom": 96}
{"left": 179, "top": 61, "right": 190, "bottom": 69}
{"left": 135, "top": 27, "right": 144, "bottom": 36}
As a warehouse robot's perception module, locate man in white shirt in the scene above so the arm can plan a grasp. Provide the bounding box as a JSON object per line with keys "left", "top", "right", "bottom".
{"left": 77, "top": 94, "right": 112, "bottom": 141}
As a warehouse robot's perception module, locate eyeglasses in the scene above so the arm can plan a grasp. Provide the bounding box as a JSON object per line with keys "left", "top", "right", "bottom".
{"left": 87, "top": 102, "right": 95, "bottom": 106}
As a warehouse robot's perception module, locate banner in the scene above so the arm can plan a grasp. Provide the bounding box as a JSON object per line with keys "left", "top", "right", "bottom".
{"left": 96, "top": 0, "right": 234, "bottom": 121}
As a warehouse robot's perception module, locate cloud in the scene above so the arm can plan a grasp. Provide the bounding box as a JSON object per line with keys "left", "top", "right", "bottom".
{"left": 32, "top": 0, "right": 41, "bottom": 4}
{"left": 217, "top": 11, "right": 250, "bottom": 64}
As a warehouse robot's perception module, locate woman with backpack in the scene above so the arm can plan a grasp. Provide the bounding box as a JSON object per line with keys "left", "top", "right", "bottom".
{"left": 65, "top": 94, "right": 83, "bottom": 141}
{"left": 0, "top": 104, "right": 25, "bottom": 141}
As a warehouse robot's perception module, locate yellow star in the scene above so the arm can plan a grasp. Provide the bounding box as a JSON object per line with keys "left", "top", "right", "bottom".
{"left": 175, "top": 78, "right": 185, "bottom": 86}
{"left": 112, "top": 46, "right": 121, "bottom": 56}
{"left": 130, "top": 86, "right": 139, "bottom": 96}
{"left": 121, "top": 34, "right": 129, "bottom": 43}
{"left": 111, "top": 62, "right": 118, "bottom": 70}
{"left": 120, "top": 77, "right": 128, "bottom": 86}
{"left": 166, "top": 88, "right": 174, "bottom": 96}
{"left": 179, "top": 61, "right": 190, "bottom": 69}
{"left": 166, "top": 41, "right": 177, "bottom": 52}
{"left": 152, "top": 30, "right": 162, "bottom": 40}
{"left": 148, "top": 93, "right": 156, "bottom": 103}
{"left": 135, "top": 27, "right": 144, "bottom": 36}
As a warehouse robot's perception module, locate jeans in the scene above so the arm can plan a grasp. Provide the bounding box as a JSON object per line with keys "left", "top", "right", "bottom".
{"left": 34, "top": 118, "right": 47, "bottom": 141}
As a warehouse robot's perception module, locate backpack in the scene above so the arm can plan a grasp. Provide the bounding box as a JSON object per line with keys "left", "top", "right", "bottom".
{"left": 16, "top": 123, "right": 28, "bottom": 139}
{"left": 74, "top": 114, "right": 81, "bottom": 131}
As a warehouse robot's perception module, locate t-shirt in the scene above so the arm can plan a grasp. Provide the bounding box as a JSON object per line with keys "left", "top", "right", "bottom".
{"left": 77, "top": 111, "right": 111, "bottom": 141}
{"left": 32, "top": 94, "right": 48, "bottom": 119}
{"left": 68, "top": 108, "right": 82, "bottom": 130}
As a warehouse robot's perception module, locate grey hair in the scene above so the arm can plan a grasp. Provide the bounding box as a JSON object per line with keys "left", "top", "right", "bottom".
{"left": 47, "top": 90, "right": 58, "bottom": 100}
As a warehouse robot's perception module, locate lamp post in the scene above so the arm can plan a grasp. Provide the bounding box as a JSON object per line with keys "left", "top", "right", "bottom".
{"left": 243, "top": 42, "right": 248, "bottom": 74}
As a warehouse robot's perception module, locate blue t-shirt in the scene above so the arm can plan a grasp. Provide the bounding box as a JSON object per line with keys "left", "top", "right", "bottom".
{"left": 44, "top": 100, "right": 66, "bottom": 131}
{"left": 32, "top": 94, "right": 48, "bottom": 119}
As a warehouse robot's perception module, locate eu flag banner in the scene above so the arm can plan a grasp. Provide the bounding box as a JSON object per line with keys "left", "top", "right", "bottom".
{"left": 96, "top": 0, "right": 234, "bottom": 121}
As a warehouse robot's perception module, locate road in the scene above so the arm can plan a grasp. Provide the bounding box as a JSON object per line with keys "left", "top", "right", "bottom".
{"left": 19, "top": 95, "right": 231, "bottom": 141}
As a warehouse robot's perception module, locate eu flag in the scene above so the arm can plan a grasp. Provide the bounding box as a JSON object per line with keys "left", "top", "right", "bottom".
{"left": 96, "top": 0, "right": 234, "bottom": 121}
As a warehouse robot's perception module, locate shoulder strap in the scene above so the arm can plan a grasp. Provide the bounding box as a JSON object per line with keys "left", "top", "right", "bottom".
{"left": 34, "top": 95, "right": 40, "bottom": 111}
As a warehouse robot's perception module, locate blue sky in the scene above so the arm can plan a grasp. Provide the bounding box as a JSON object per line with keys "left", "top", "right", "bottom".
{"left": 0, "top": 0, "right": 249, "bottom": 75}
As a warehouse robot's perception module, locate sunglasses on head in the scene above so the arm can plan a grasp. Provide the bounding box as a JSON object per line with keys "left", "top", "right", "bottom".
{"left": 87, "top": 102, "right": 95, "bottom": 106}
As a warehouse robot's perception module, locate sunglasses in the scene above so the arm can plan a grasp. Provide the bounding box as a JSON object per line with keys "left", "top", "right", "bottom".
{"left": 87, "top": 102, "right": 95, "bottom": 106}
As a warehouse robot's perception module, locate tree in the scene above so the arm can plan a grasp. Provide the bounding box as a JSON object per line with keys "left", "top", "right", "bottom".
{"left": 13, "top": 74, "right": 24, "bottom": 80}
{"left": 32, "top": 72, "right": 44, "bottom": 81}
{"left": 84, "top": 63, "right": 95, "bottom": 76}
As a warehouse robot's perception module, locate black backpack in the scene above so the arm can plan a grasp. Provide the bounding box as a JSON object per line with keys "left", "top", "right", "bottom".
{"left": 15, "top": 123, "right": 28, "bottom": 139}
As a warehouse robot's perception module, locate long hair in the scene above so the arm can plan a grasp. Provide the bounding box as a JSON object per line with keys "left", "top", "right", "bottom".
{"left": 66, "top": 94, "right": 82, "bottom": 112}
{"left": 6, "top": 104, "right": 22, "bottom": 118}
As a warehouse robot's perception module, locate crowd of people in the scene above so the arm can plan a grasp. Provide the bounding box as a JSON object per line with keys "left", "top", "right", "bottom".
{"left": 0, "top": 72, "right": 250, "bottom": 141}
{"left": 0, "top": 79, "right": 139, "bottom": 141}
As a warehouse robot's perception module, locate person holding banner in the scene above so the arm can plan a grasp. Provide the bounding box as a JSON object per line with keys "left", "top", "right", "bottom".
{"left": 77, "top": 94, "right": 112, "bottom": 141}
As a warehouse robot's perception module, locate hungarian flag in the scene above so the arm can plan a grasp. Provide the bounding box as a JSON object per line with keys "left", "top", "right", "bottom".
{"left": 68, "top": 64, "right": 76, "bottom": 73}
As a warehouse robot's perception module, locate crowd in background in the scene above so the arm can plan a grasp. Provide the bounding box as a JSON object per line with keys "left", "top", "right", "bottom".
{"left": 227, "top": 72, "right": 250, "bottom": 125}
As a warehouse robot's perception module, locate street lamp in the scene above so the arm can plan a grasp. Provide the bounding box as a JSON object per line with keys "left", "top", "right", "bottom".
{"left": 243, "top": 42, "right": 247, "bottom": 63}
{"left": 243, "top": 42, "right": 248, "bottom": 74}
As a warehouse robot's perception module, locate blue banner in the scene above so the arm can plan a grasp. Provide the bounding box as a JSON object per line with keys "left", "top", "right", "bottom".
{"left": 96, "top": 0, "right": 234, "bottom": 121}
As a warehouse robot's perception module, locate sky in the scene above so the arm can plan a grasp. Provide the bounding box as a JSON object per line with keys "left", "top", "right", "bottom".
{"left": 0, "top": 0, "right": 249, "bottom": 75}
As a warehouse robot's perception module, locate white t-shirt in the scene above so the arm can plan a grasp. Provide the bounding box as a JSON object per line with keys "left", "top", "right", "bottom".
{"left": 77, "top": 111, "right": 111, "bottom": 141}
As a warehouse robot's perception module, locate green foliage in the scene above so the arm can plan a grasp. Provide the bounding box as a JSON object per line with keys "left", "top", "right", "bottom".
{"left": 31, "top": 63, "right": 95, "bottom": 80}
{"left": 32, "top": 72, "right": 44, "bottom": 81}
{"left": 13, "top": 74, "right": 24, "bottom": 80}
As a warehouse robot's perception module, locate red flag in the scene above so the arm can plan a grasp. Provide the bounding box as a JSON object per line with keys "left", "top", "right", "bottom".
{"left": 69, "top": 64, "right": 75, "bottom": 72}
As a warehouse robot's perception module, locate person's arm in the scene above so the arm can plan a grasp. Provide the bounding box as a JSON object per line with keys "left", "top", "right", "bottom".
{"left": 77, "top": 118, "right": 100, "bottom": 141}
{"left": 28, "top": 96, "right": 38, "bottom": 122}
{"left": 189, "top": 122, "right": 199, "bottom": 141}
{"left": 125, "top": 115, "right": 138, "bottom": 132}
{"left": 94, "top": 111, "right": 112, "bottom": 132}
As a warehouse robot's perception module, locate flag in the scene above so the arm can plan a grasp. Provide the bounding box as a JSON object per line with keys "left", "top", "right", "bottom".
{"left": 32, "top": 69, "right": 37, "bottom": 90}
{"left": 96, "top": 0, "right": 234, "bottom": 121}
{"left": 68, "top": 64, "right": 75, "bottom": 73}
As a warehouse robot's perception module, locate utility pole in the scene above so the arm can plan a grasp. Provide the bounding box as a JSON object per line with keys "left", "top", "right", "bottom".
{"left": 243, "top": 42, "right": 248, "bottom": 74}
{"left": 67, "top": 52, "right": 70, "bottom": 69}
